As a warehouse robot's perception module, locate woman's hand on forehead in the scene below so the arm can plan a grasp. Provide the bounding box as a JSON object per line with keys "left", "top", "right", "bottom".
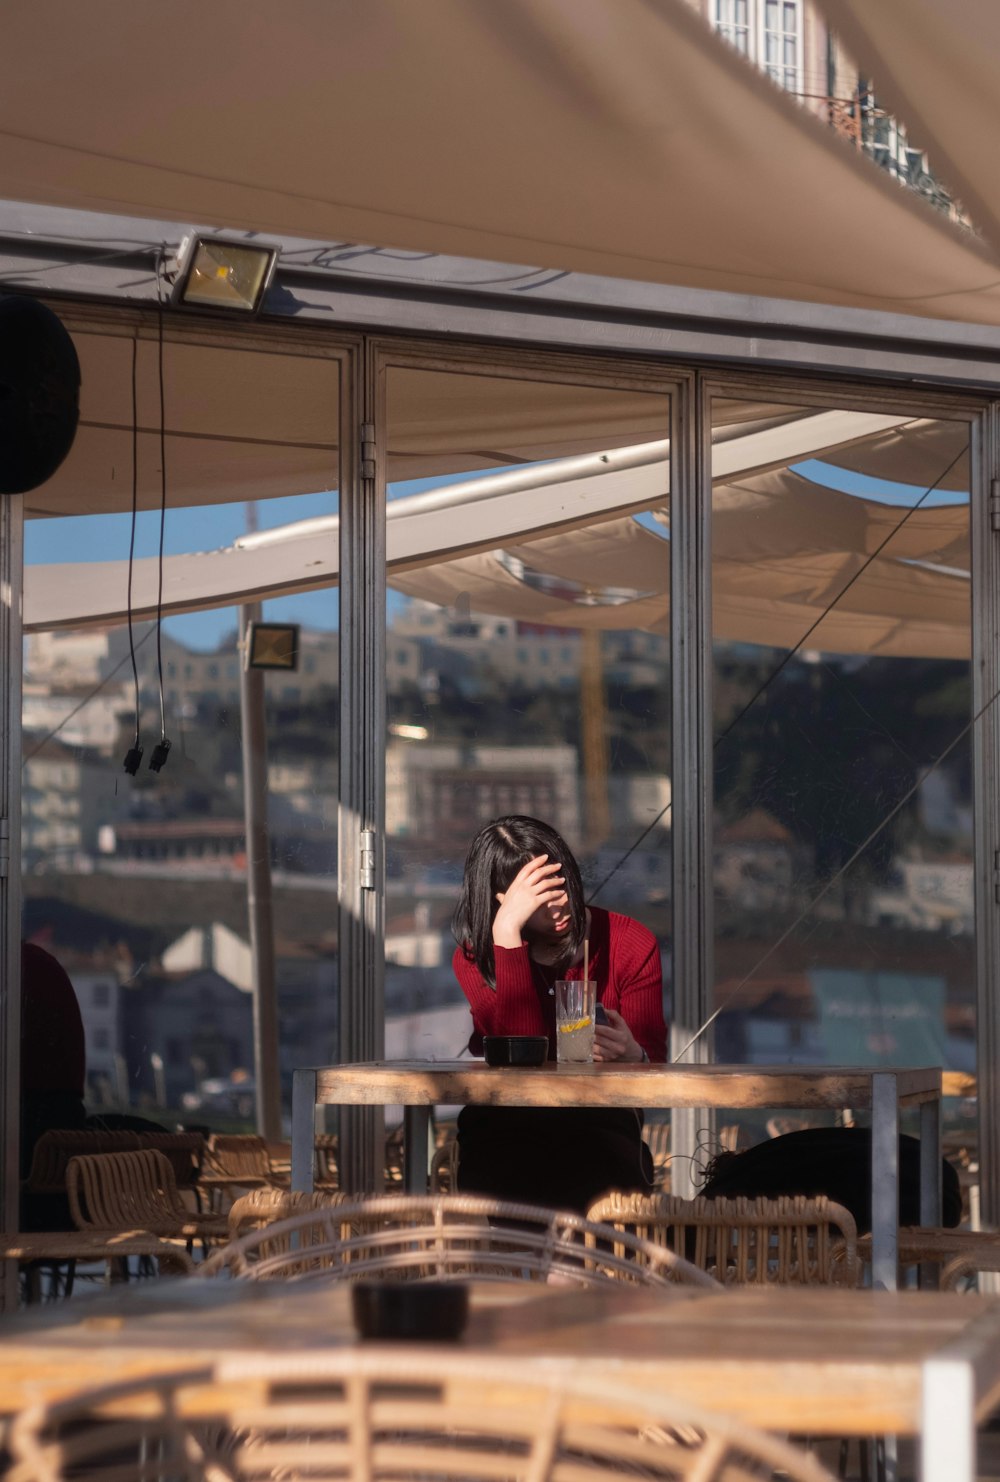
{"left": 492, "top": 854, "right": 568, "bottom": 947}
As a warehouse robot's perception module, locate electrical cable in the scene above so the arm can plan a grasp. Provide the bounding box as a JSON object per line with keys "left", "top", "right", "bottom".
{"left": 587, "top": 441, "right": 968, "bottom": 903}
{"left": 122, "top": 335, "right": 143, "bottom": 774}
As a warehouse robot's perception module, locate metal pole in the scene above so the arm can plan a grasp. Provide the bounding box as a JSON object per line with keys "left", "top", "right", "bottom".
{"left": 239, "top": 502, "right": 282, "bottom": 1142}
{"left": 670, "top": 374, "right": 714, "bottom": 1198}
{"left": 0, "top": 494, "right": 24, "bottom": 1312}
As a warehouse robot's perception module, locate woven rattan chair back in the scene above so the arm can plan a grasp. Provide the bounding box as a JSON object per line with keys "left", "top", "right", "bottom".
{"left": 24, "top": 1130, "right": 141, "bottom": 1195}
{"left": 314, "top": 1132, "right": 339, "bottom": 1188}
{"left": 430, "top": 1135, "right": 458, "bottom": 1191}
{"left": 227, "top": 1186, "right": 352, "bottom": 1240}
{"left": 6, "top": 1348, "right": 836, "bottom": 1482}
{"left": 587, "top": 1192, "right": 858, "bottom": 1287}
{"left": 641, "top": 1120, "right": 671, "bottom": 1189}
{"left": 65, "top": 1148, "right": 229, "bottom": 1246}
{"left": 205, "top": 1134, "right": 274, "bottom": 1183}
{"left": 199, "top": 1192, "right": 721, "bottom": 1288}
{"left": 134, "top": 1131, "right": 205, "bottom": 1189}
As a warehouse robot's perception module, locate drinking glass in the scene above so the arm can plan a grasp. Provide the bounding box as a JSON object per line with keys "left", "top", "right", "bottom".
{"left": 555, "top": 979, "right": 596, "bottom": 1063}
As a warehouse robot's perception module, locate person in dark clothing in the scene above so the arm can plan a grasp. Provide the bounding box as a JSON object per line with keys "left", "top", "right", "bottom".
{"left": 19, "top": 942, "right": 87, "bottom": 1229}
{"left": 452, "top": 816, "right": 665, "bottom": 1214}
{"left": 699, "top": 1125, "right": 962, "bottom": 1233}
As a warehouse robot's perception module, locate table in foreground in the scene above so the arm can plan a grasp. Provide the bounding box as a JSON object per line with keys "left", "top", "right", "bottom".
{"left": 0, "top": 1275, "right": 996, "bottom": 1482}
{"left": 292, "top": 1060, "right": 943, "bottom": 1289}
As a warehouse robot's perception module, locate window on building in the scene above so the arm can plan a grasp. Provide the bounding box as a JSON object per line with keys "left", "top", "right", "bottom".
{"left": 92, "top": 1027, "right": 110, "bottom": 1051}
{"left": 715, "top": 0, "right": 801, "bottom": 93}
{"left": 92, "top": 981, "right": 110, "bottom": 1007}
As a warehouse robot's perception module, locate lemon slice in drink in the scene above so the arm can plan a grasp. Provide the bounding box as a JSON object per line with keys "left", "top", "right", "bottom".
{"left": 558, "top": 1015, "right": 592, "bottom": 1034}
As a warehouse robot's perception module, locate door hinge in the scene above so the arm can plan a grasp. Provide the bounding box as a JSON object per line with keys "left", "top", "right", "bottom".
{"left": 994, "top": 849, "right": 1000, "bottom": 904}
{"left": 359, "top": 829, "right": 377, "bottom": 891}
{"left": 990, "top": 479, "right": 1000, "bottom": 532}
{"left": 359, "top": 422, "right": 376, "bottom": 480}
{"left": 0, "top": 819, "right": 8, "bottom": 879}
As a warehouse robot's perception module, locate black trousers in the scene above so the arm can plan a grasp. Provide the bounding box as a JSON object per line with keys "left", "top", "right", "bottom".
{"left": 456, "top": 1105, "right": 653, "bottom": 1216}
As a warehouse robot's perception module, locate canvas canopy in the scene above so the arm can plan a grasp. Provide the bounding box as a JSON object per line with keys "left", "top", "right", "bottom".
{"left": 818, "top": 0, "right": 1000, "bottom": 263}
{"left": 3, "top": 1, "right": 1000, "bottom": 325}
{"left": 24, "top": 409, "right": 971, "bottom": 660}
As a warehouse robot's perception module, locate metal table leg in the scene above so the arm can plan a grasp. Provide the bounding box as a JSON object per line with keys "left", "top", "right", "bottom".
{"left": 920, "top": 1094, "right": 943, "bottom": 1288}
{"left": 872, "top": 1072, "right": 899, "bottom": 1293}
{"left": 920, "top": 1095, "right": 943, "bottom": 1226}
{"left": 291, "top": 1069, "right": 317, "bottom": 1193}
{"left": 403, "top": 1105, "right": 432, "bottom": 1193}
{"left": 922, "top": 1356, "right": 974, "bottom": 1482}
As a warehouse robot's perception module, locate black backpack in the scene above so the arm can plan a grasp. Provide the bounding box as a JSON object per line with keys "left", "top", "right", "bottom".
{"left": 700, "top": 1126, "right": 962, "bottom": 1233}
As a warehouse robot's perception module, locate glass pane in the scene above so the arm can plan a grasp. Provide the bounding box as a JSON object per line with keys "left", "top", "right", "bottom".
{"left": 385, "top": 367, "right": 672, "bottom": 1075}
{"left": 710, "top": 395, "right": 972, "bottom": 1145}
{"left": 20, "top": 331, "right": 340, "bottom": 1168}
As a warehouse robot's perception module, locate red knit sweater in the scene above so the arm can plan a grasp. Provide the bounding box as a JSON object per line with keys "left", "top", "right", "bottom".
{"left": 453, "top": 906, "right": 667, "bottom": 1063}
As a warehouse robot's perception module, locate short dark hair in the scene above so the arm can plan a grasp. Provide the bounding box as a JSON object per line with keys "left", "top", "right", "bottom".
{"left": 452, "top": 815, "right": 586, "bottom": 987}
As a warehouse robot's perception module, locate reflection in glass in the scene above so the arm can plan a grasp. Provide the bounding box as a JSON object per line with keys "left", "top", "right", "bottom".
{"left": 710, "top": 398, "right": 973, "bottom": 1140}
{"left": 384, "top": 368, "right": 672, "bottom": 1064}
{"left": 20, "top": 339, "right": 340, "bottom": 1147}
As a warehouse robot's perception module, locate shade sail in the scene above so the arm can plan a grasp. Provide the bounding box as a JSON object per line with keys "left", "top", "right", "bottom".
{"left": 24, "top": 412, "right": 972, "bottom": 660}
{"left": 4, "top": 1, "right": 1000, "bottom": 325}
{"left": 24, "top": 409, "right": 907, "bottom": 625}
{"left": 818, "top": 0, "right": 1000, "bottom": 260}
{"left": 34, "top": 323, "right": 970, "bottom": 521}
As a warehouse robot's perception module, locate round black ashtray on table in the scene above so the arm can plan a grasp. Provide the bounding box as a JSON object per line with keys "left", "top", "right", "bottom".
{"left": 351, "top": 1282, "right": 470, "bottom": 1342}
{"left": 482, "top": 1035, "right": 548, "bottom": 1067}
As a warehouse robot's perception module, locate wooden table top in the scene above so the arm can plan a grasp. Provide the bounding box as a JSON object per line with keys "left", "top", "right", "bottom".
{"left": 2, "top": 1274, "right": 997, "bottom": 1437}
{"left": 307, "top": 1060, "right": 941, "bottom": 1110}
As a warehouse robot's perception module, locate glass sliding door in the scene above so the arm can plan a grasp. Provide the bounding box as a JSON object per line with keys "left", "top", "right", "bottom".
{"left": 20, "top": 322, "right": 343, "bottom": 1186}
{"left": 382, "top": 361, "right": 673, "bottom": 1089}
{"left": 709, "top": 391, "right": 974, "bottom": 1149}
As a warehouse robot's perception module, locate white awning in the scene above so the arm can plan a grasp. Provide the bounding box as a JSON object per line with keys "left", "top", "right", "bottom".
{"left": 3, "top": 1, "right": 1000, "bottom": 325}
{"left": 25, "top": 410, "right": 972, "bottom": 659}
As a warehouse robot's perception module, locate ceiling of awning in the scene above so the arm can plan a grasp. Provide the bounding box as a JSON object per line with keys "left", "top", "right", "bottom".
{"left": 3, "top": 0, "right": 1000, "bottom": 325}
{"left": 30, "top": 323, "right": 973, "bottom": 521}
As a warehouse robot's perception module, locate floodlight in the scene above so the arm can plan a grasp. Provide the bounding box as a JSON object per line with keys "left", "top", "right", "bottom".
{"left": 246, "top": 622, "right": 300, "bottom": 671}
{"left": 172, "top": 236, "right": 278, "bottom": 314}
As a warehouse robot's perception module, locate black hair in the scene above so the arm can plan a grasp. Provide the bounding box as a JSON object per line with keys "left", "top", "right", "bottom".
{"left": 452, "top": 815, "right": 586, "bottom": 987}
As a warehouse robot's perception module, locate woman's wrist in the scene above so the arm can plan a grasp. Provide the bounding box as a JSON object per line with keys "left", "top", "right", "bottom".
{"left": 492, "top": 923, "right": 525, "bottom": 950}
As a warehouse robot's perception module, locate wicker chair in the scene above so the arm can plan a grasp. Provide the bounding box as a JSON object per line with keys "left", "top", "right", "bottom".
{"left": 226, "top": 1185, "right": 352, "bottom": 1239}
{"left": 314, "top": 1132, "right": 339, "bottom": 1189}
{"left": 430, "top": 1134, "right": 459, "bottom": 1191}
{"left": 586, "top": 1192, "right": 859, "bottom": 1287}
{"left": 67, "top": 1149, "right": 229, "bottom": 1251}
{"left": 6, "top": 1349, "right": 836, "bottom": 1482}
{"left": 199, "top": 1192, "right": 721, "bottom": 1288}
{"left": 642, "top": 1119, "right": 672, "bottom": 1189}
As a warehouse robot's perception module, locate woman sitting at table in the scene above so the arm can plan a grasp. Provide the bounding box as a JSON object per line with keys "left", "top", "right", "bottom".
{"left": 452, "top": 815, "right": 666, "bottom": 1214}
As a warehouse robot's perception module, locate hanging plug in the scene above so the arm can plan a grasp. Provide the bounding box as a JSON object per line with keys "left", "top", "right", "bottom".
{"left": 148, "top": 738, "right": 171, "bottom": 773}
{"left": 123, "top": 744, "right": 143, "bottom": 776}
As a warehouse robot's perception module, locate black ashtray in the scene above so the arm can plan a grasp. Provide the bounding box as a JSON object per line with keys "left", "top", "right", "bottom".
{"left": 483, "top": 1035, "right": 548, "bottom": 1067}
{"left": 351, "top": 1282, "right": 469, "bottom": 1342}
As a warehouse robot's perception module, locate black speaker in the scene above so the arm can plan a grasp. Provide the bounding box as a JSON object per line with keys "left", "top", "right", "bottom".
{"left": 0, "top": 295, "right": 80, "bottom": 495}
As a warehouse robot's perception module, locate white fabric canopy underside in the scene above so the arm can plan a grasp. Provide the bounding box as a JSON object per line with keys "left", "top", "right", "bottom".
{"left": 3, "top": 0, "right": 1000, "bottom": 325}
{"left": 24, "top": 411, "right": 971, "bottom": 659}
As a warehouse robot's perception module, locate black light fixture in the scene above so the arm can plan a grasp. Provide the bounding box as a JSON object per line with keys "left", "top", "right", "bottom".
{"left": 246, "top": 622, "right": 300, "bottom": 671}
{"left": 171, "top": 235, "right": 279, "bottom": 314}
